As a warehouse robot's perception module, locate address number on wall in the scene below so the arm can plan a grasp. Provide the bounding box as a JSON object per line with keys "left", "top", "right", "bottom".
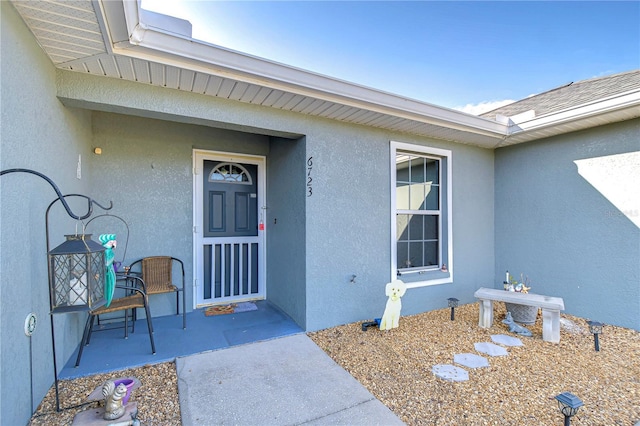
{"left": 307, "top": 156, "right": 313, "bottom": 197}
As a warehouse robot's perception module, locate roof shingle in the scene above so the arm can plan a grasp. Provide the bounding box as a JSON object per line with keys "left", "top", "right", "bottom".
{"left": 480, "top": 69, "right": 640, "bottom": 119}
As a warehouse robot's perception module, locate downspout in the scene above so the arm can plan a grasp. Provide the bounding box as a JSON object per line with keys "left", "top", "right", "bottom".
{"left": 491, "top": 114, "right": 515, "bottom": 149}
{"left": 129, "top": 21, "right": 149, "bottom": 45}
{"left": 121, "top": 0, "right": 146, "bottom": 46}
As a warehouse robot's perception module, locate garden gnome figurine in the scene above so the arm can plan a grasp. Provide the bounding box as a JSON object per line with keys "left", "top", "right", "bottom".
{"left": 99, "top": 234, "right": 117, "bottom": 307}
{"left": 102, "top": 380, "right": 127, "bottom": 420}
{"left": 379, "top": 279, "right": 407, "bottom": 330}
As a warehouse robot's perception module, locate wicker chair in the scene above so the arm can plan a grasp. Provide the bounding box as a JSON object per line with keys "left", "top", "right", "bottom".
{"left": 75, "top": 275, "right": 155, "bottom": 367}
{"left": 129, "top": 256, "right": 186, "bottom": 329}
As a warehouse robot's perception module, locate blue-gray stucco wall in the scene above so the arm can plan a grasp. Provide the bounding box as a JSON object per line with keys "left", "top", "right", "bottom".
{"left": 88, "top": 112, "right": 271, "bottom": 318}
{"left": 15, "top": 2, "right": 640, "bottom": 422}
{"left": 55, "top": 69, "right": 497, "bottom": 334}
{"left": 88, "top": 108, "right": 496, "bottom": 333}
{"left": 495, "top": 119, "right": 640, "bottom": 330}
{"left": 303, "top": 125, "right": 495, "bottom": 331}
{"left": 1, "top": 4, "right": 95, "bottom": 424}
{"left": 267, "top": 137, "right": 307, "bottom": 327}
{"left": 2, "top": 12, "right": 498, "bottom": 419}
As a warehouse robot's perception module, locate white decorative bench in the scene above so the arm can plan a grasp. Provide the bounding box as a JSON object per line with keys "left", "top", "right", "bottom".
{"left": 473, "top": 287, "right": 565, "bottom": 343}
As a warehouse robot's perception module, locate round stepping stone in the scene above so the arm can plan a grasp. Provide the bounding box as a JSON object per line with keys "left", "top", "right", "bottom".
{"left": 432, "top": 364, "right": 469, "bottom": 382}
{"left": 491, "top": 334, "right": 524, "bottom": 347}
{"left": 474, "top": 342, "right": 509, "bottom": 356}
{"left": 454, "top": 353, "right": 489, "bottom": 368}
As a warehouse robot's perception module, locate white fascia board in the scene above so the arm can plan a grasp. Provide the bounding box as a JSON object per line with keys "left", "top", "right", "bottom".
{"left": 106, "top": 1, "right": 507, "bottom": 138}
{"left": 507, "top": 90, "right": 640, "bottom": 135}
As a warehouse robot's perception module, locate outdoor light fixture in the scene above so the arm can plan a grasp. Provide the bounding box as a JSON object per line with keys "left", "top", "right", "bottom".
{"left": 48, "top": 234, "right": 106, "bottom": 313}
{"left": 555, "top": 392, "right": 583, "bottom": 426}
{"left": 447, "top": 297, "right": 459, "bottom": 321}
{"left": 586, "top": 320, "right": 604, "bottom": 351}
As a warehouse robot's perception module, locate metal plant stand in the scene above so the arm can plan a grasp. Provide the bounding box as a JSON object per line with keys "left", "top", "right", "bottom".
{"left": 1, "top": 168, "right": 113, "bottom": 412}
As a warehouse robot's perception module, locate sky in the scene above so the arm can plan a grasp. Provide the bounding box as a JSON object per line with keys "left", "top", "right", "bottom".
{"left": 140, "top": 1, "right": 640, "bottom": 115}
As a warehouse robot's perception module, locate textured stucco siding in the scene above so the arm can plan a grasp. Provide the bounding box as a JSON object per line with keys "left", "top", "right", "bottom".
{"left": 303, "top": 124, "right": 495, "bottom": 331}
{"left": 495, "top": 119, "right": 640, "bottom": 330}
{"left": 1, "top": 4, "right": 94, "bottom": 424}
{"left": 266, "top": 136, "right": 307, "bottom": 327}
{"left": 88, "top": 112, "right": 271, "bottom": 316}
{"left": 4, "top": 5, "right": 510, "bottom": 424}
{"left": 54, "top": 69, "right": 497, "bottom": 332}
{"left": 5, "top": 3, "right": 638, "bottom": 425}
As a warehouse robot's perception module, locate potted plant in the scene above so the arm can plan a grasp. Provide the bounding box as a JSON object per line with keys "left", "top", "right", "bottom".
{"left": 504, "top": 273, "right": 537, "bottom": 324}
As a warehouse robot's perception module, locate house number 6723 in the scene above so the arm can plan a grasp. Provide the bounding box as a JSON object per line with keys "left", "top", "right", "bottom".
{"left": 307, "top": 156, "right": 313, "bottom": 197}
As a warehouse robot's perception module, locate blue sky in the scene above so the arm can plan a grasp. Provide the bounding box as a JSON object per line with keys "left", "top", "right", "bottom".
{"left": 141, "top": 1, "right": 639, "bottom": 114}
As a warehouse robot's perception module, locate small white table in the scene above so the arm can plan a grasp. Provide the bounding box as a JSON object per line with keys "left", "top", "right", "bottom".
{"left": 473, "top": 287, "right": 565, "bottom": 343}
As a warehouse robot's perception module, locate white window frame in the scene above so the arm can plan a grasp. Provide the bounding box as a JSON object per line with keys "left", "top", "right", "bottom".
{"left": 390, "top": 141, "right": 453, "bottom": 288}
{"left": 208, "top": 162, "right": 254, "bottom": 185}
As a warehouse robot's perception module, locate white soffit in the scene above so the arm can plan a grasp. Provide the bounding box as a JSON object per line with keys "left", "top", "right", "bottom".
{"left": 11, "top": 0, "right": 108, "bottom": 64}
{"left": 10, "top": 0, "right": 506, "bottom": 147}
{"left": 113, "top": 1, "right": 507, "bottom": 141}
{"left": 10, "top": 0, "right": 639, "bottom": 148}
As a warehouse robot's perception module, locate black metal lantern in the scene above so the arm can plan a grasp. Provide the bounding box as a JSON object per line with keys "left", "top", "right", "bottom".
{"left": 48, "top": 234, "right": 106, "bottom": 313}
{"left": 555, "top": 392, "right": 583, "bottom": 426}
{"left": 447, "top": 297, "right": 459, "bottom": 321}
{"left": 586, "top": 320, "right": 604, "bottom": 351}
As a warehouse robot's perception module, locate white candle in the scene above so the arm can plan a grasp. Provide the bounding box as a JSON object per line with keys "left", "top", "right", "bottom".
{"left": 506, "top": 271, "right": 509, "bottom": 282}
{"left": 69, "top": 273, "right": 87, "bottom": 305}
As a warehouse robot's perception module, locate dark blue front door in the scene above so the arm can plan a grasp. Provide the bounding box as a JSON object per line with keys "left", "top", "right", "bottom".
{"left": 199, "top": 160, "right": 261, "bottom": 304}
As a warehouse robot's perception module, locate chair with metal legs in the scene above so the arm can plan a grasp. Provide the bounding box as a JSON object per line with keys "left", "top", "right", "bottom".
{"left": 75, "top": 274, "right": 155, "bottom": 367}
{"left": 129, "top": 256, "right": 186, "bottom": 329}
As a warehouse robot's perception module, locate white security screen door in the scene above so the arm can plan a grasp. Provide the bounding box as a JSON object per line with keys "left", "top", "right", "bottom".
{"left": 194, "top": 151, "right": 266, "bottom": 307}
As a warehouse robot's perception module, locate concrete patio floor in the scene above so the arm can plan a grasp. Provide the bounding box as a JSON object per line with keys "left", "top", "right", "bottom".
{"left": 59, "top": 300, "right": 303, "bottom": 380}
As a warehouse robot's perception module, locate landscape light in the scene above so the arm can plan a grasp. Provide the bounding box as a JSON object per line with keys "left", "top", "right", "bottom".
{"left": 447, "top": 297, "right": 459, "bottom": 321}
{"left": 555, "top": 392, "right": 583, "bottom": 426}
{"left": 586, "top": 320, "right": 603, "bottom": 351}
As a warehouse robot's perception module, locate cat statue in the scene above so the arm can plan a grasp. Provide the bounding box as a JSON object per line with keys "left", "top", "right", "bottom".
{"left": 502, "top": 312, "right": 533, "bottom": 337}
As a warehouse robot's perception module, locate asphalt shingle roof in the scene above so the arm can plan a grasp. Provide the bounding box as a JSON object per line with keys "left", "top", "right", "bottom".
{"left": 480, "top": 69, "right": 640, "bottom": 119}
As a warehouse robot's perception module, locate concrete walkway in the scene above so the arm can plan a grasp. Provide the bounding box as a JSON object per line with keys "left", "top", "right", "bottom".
{"left": 176, "top": 333, "right": 404, "bottom": 425}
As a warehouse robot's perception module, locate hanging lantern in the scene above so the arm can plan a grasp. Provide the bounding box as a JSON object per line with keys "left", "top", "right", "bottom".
{"left": 48, "top": 234, "right": 106, "bottom": 313}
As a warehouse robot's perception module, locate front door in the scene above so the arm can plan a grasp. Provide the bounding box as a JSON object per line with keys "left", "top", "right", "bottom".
{"left": 194, "top": 151, "right": 266, "bottom": 307}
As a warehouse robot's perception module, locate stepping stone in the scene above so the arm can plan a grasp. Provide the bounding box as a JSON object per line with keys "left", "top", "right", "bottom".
{"left": 432, "top": 364, "right": 469, "bottom": 382}
{"left": 491, "top": 334, "right": 524, "bottom": 347}
{"left": 474, "top": 342, "right": 508, "bottom": 356}
{"left": 454, "top": 353, "right": 489, "bottom": 369}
